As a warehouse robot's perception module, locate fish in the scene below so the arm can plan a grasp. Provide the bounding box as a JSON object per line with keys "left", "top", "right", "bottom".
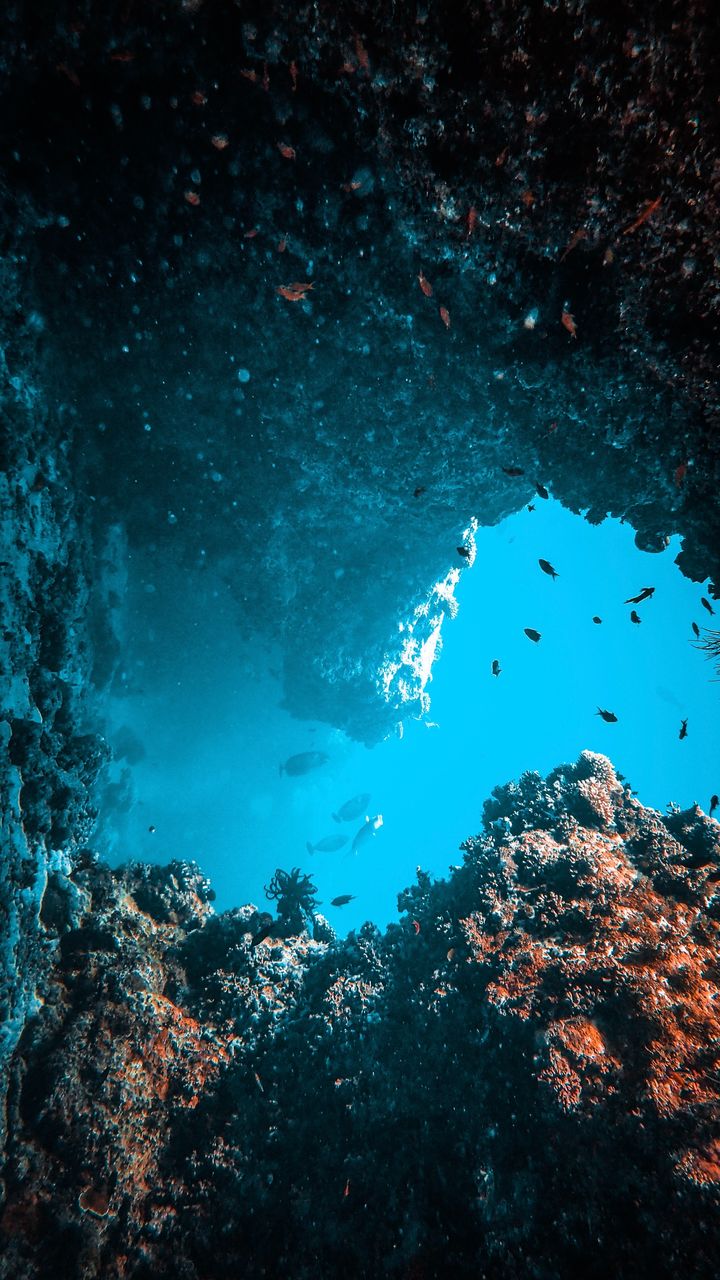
{"left": 596, "top": 708, "right": 618, "bottom": 723}
{"left": 622, "top": 195, "right": 662, "bottom": 236}
{"left": 538, "top": 558, "right": 559, "bottom": 580}
{"left": 502, "top": 466, "right": 524, "bottom": 477}
{"left": 524, "top": 628, "right": 541, "bottom": 643}
{"left": 333, "top": 794, "right": 371, "bottom": 823}
{"left": 277, "top": 142, "right": 296, "bottom": 160}
{"left": 467, "top": 205, "right": 477, "bottom": 236}
{"left": 536, "top": 483, "right": 549, "bottom": 499}
{"left": 439, "top": 305, "right": 451, "bottom": 329}
{"left": 211, "top": 133, "right": 229, "bottom": 150}
{"left": 351, "top": 814, "right": 383, "bottom": 854}
{"left": 592, "top": 616, "right": 602, "bottom": 624}
{"left": 691, "top": 622, "right": 700, "bottom": 639}
{"left": 561, "top": 310, "right": 577, "bottom": 338}
{"left": 148, "top": 825, "right": 156, "bottom": 834}
{"left": 527, "top": 504, "right": 536, "bottom": 512}
{"left": 625, "top": 586, "right": 655, "bottom": 604}
{"left": 701, "top": 597, "right": 715, "bottom": 616}
{"left": 491, "top": 659, "right": 501, "bottom": 677}
{"left": 413, "top": 486, "right": 426, "bottom": 498}
{"left": 674, "top": 461, "right": 687, "bottom": 488}
{"left": 456, "top": 545, "right": 470, "bottom": 559}
{"left": 679, "top": 718, "right": 688, "bottom": 740}
{"left": 710, "top": 795, "right": 719, "bottom": 817}
{"left": 630, "top": 610, "right": 641, "bottom": 625}
{"left": 184, "top": 190, "right": 200, "bottom": 206}
{"left": 418, "top": 272, "right": 433, "bottom": 297}
{"left": 306, "top": 835, "right": 349, "bottom": 854}
{"left": 289, "top": 60, "right": 298, "bottom": 91}
{"left": 330, "top": 894, "right": 355, "bottom": 907}
{"left": 277, "top": 282, "right": 314, "bottom": 302}
{"left": 279, "top": 751, "right": 329, "bottom": 776}
{"left": 250, "top": 912, "right": 275, "bottom": 947}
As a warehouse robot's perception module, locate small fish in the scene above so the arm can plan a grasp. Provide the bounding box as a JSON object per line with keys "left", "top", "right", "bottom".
{"left": 413, "top": 920, "right": 421, "bottom": 935}
{"left": 330, "top": 894, "right": 355, "bottom": 907}
{"left": 418, "top": 272, "right": 433, "bottom": 297}
{"left": 467, "top": 205, "right": 478, "bottom": 236}
{"left": 538, "top": 558, "right": 558, "bottom": 580}
{"left": 240, "top": 68, "right": 259, "bottom": 83}
{"left": 333, "top": 794, "right": 371, "bottom": 823}
{"left": 630, "top": 610, "right": 641, "bottom": 625}
{"left": 561, "top": 310, "right": 577, "bottom": 338}
{"left": 592, "top": 616, "right": 602, "bottom": 625}
{"left": 674, "top": 461, "right": 687, "bottom": 488}
{"left": 277, "top": 142, "right": 296, "bottom": 160}
{"left": 439, "top": 305, "right": 451, "bottom": 329}
{"left": 524, "top": 628, "right": 541, "bottom": 643}
{"left": 354, "top": 33, "right": 370, "bottom": 71}
{"left": 679, "top": 718, "right": 688, "bottom": 740}
{"left": 456, "top": 545, "right": 470, "bottom": 559}
{"left": 184, "top": 190, "right": 200, "bottom": 206}
{"left": 277, "top": 238, "right": 287, "bottom": 252}
{"left": 625, "top": 586, "right": 655, "bottom": 604}
{"left": 277, "top": 282, "right": 314, "bottom": 302}
{"left": 244, "top": 227, "right": 259, "bottom": 238}
{"left": 306, "top": 835, "right": 349, "bottom": 854}
{"left": 211, "top": 133, "right": 229, "bottom": 150}
{"left": 191, "top": 90, "right": 207, "bottom": 106}
{"left": 280, "top": 751, "right": 329, "bottom": 776}
{"left": 536, "top": 483, "right": 549, "bottom": 499}
{"left": 351, "top": 814, "right": 383, "bottom": 854}
{"left": 289, "top": 60, "right": 298, "bottom": 91}
{"left": 491, "top": 659, "right": 501, "bottom": 677}
{"left": 502, "top": 466, "right": 524, "bottom": 477}
{"left": 148, "top": 825, "right": 156, "bottom": 834}
{"left": 560, "top": 227, "right": 587, "bottom": 261}
{"left": 413, "top": 486, "right": 426, "bottom": 498}
{"left": 110, "top": 50, "right": 135, "bottom": 63}
{"left": 710, "top": 795, "right": 719, "bottom": 817}
{"left": 527, "top": 504, "right": 536, "bottom": 512}
{"left": 701, "top": 597, "right": 715, "bottom": 616}
{"left": 596, "top": 708, "right": 618, "bottom": 723}
{"left": 622, "top": 195, "right": 662, "bottom": 236}
{"left": 691, "top": 622, "right": 700, "bottom": 638}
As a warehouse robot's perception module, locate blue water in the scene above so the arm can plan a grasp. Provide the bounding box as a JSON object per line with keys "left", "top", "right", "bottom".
{"left": 98, "top": 500, "right": 718, "bottom": 936}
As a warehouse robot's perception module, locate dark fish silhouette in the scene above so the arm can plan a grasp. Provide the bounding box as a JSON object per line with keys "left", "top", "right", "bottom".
{"left": 679, "top": 718, "right": 688, "bottom": 740}
{"left": 306, "top": 834, "right": 348, "bottom": 854}
{"left": 333, "top": 793, "right": 371, "bottom": 823}
{"left": 596, "top": 708, "right": 618, "bottom": 723}
{"left": 630, "top": 610, "right": 641, "bottom": 625}
{"left": 491, "top": 659, "right": 501, "bottom": 677}
{"left": 592, "top": 616, "right": 602, "bottom": 624}
{"left": 625, "top": 586, "right": 655, "bottom": 604}
{"left": 710, "top": 795, "right": 719, "bottom": 817}
{"left": 527, "top": 503, "right": 536, "bottom": 512}
{"left": 538, "top": 558, "right": 558, "bottom": 580}
{"left": 351, "top": 814, "right": 383, "bottom": 854}
{"left": 502, "top": 465, "right": 525, "bottom": 477}
{"left": 413, "top": 486, "right": 426, "bottom": 498}
{"left": 250, "top": 912, "right": 275, "bottom": 947}
{"left": 536, "top": 483, "right": 549, "bottom": 500}
{"left": 330, "top": 894, "right": 356, "bottom": 907}
{"left": 280, "top": 751, "right": 329, "bottom": 776}
{"left": 701, "top": 597, "right": 715, "bottom": 615}
{"left": 691, "top": 622, "right": 700, "bottom": 638}
{"left": 456, "top": 546, "right": 470, "bottom": 559}
{"left": 148, "top": 825, "right": 156, "bottom": 834}
{"left": 524, "top": 628, "right": 541, "bottom": 643}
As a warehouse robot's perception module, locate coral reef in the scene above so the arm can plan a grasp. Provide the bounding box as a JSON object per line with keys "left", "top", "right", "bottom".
{"left": 1, "top": 753, "right": 719, "bottom": 1278}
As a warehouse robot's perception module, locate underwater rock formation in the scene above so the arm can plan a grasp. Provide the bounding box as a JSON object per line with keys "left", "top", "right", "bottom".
{"left": 1, "top": 752, "right": 718, "bottom": 1278}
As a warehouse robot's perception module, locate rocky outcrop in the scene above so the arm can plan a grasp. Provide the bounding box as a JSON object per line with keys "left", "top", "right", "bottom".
{"left": 1, "top": 752, "right": 718, "bottom": 1278}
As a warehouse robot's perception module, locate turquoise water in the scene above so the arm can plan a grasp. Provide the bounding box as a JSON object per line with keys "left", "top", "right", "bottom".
{"left": 98, "top": 499, "right": 718, "bottom": 936}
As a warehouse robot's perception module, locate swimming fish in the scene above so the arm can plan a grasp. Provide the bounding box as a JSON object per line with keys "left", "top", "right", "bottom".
{"left": 277, "top": 282, "right": 314, "bottom": 302}
{"left": 710, "top": 795, "right": 719, "bottom": 817}
{"left": 691, "top": 622, "right": 700, "bottom": 639}
{"left": 351, "top": 814, "right": 383, "bottom": 854}
{"left": 280, "top": 751, "right": 329, "bottom": 776}
{"left": 277, "top": 141, "right": 296, "bottom": 159}
{"left": 413, "top": 486, "right": 426, "bottom": 498}
{"left": 457, "top": 545, "right": 470, "bottom": 559}
{"left": 330, "top": 894, "right": 355, "bottom": 907}
{"left": 527, "top": 504, "right": 536, "bottom": 512}
{"left": 250, "top": 912, "right": 275, "bottom": 947}
{"left": 630, "top": 610, "right": 641, "bottom": 625}
{"left": 306, "top": 835, "right": 349, "bottom": 854}
{"left": 701, "top": 597, "right": 715, "bottom": 616}
{"left": 536, "top": 483, "right": 549, "bottom": 499}
{"left": 439, "top": 305, "right": 451, "bottom": 329}
{"left": 592, "top": 616, "right": 602, "bottom": 624}
{"left": 561, "top": 309, "right": 577, "bottom": 338}
{"left": 491, "top": 659, "right": 501, "bottom": 677}
{"left": 333, "top": 794, "right": 371, "bottom": 823}
{"left": 625, "top": 586, "right": 655, "bottom": 604}
{"left": 538, "top": 558, "right": 558, "bottom": 579}
{"left": 596, "top": 708, "right": 618, "bottom": 723}
{"left": 679, "top": 718, "right": 688, "bottom": 740}
{"left": 502, "top": 466, "right": 524, "bottom": 477}
{"left": 418, "top": 272, "right": 433, "bottom": 297}
{"left": 524, "top": 628, "right": 541, "bottom": 643}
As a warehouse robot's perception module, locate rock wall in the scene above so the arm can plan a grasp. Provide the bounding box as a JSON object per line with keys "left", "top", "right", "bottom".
{"left": 1, "top": 753, "right": 718, "bottom": 1278}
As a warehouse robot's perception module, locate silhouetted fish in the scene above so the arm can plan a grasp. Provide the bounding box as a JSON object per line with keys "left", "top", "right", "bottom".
{"left": 491, "top": 659, "right": 501, "bottom": 677}
{"left": 679, "top": 718, "right": 688, "bottom": 740}
{"left": 701, "top": 597, "right": 715, "bottom": 615}
{"left": 330, "top": 894, "right": 355, "bottom": 907}
{"left": 710, "top": 795, "right": 719, "bottom": 817}
{"left": 306, "top": 835, "right": 348, "bottom": 854}
{"left": 625, "top": 586, "right": 654, "bottom": 604}
{"left": 502, "top": 465, "right": 524, "bottom": 477}
{"left": 592, "top": 616, "right": 602, "bottom": 624}
{"left": 524, "top": 628, "right": 541, "bottom": 643}
{"left": 250, "top": 912, "right": 275, "bottom": 947}
{"left": 456, "top": 546, "right": 470, "bottom": 559}
{"left": 413, "top": 486, "right": 426, "bottom": 498}
{"left": 630, "top": 610, "right": 641, "bottom": 624}
{"left": 332, "top": 793, "right": 371, "bottom": 823}
{"left": 692, "top": 622, "right": 700, "bottom": 638}
{"left": 280, "top": 751, "right": 329, "bottom": 776}
{"left": 596, "top": 708, "right": 618, "bottom": 723}
{"left": 351, "top": 814, "right": 383, "bottom": 854}
{"left": 538, "top": 558, "right": 558, "bottom": 579}
{"left": 536, "top": 483, "right": 549, "bottom": 499}
{"left": 527, "top": 504, "right": 536, "bottom": 512}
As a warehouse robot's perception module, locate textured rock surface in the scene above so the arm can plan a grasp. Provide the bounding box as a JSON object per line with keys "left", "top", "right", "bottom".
{"left": 1, "top": 753, "right": 718, "bottom": 1278}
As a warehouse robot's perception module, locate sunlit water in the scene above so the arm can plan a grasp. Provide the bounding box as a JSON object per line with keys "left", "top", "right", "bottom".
{"left": 96, "top": 500, "right": 718, "bottom": 936}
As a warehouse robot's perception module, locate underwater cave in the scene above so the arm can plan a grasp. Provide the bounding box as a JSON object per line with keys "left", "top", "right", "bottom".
{"left": 1, "top": 2, "right": 719, "bottom": 1277}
